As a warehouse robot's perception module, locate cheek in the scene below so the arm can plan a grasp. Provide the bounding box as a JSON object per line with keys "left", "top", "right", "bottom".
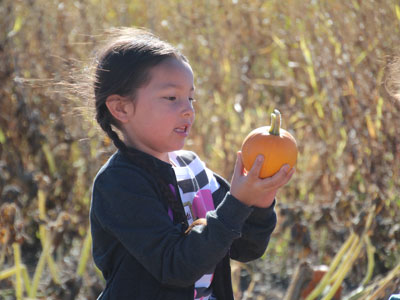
{"left": 163, "top": 103, "right": 182, "bottom": 120}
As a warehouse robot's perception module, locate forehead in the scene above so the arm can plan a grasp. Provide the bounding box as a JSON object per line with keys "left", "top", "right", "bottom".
{"left": 148, "top": 57, "right": 194, "bottom": 90}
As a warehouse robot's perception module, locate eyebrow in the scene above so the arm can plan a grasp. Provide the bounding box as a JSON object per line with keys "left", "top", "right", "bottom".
{"left": 159, "top": 83, "right": 195, "bottom": 91}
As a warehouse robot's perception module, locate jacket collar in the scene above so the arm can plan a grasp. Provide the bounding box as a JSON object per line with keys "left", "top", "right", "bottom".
{"left": 118, "top": 146, "right": 175, "bottom": 174}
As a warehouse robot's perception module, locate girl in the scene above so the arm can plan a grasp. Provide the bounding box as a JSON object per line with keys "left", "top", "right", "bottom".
{"left": 90, "top": 27, "right": 295, "bottom": 300}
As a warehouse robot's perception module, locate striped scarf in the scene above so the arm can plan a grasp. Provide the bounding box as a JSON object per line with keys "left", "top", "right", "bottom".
{"left": 169, "top": 150, "right": 220, "bottom": 300}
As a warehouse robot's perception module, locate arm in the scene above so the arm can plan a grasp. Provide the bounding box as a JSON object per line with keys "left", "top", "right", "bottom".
{"left": 212, "top": 173, "right": 277, "bottom": 262}
{"left": 92, "top": 166, "right": 253, "bottom": 287}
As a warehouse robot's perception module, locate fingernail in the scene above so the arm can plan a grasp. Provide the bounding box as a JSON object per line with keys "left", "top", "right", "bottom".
{"left": 257, "top": 155, "right": 264, "bottom": 162}
{"left": 283, "top": 165, "right": 290, "bottom": 172}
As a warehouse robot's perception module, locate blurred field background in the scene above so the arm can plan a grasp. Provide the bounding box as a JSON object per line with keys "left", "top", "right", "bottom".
{"left": 1, "top": 0, "right": 400, "bottom": 299}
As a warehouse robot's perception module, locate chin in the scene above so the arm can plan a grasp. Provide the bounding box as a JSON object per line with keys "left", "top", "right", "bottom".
{"left": 171, "top": 142, "right": 186, "bottom": 151}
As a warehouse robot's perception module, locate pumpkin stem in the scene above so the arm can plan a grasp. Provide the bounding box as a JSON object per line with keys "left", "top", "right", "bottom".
{"left": 269, "top": 109, "right": 281, "bottom": 135}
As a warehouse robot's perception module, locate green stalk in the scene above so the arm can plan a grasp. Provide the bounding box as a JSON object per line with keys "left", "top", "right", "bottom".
{"left": 21, "top": 265, "right": 31, "bottom": 294}
{"left": 269, "top": 109, "right": 281, "bottom": 136}
{"left": 29, "top": 239, "right": 50, "bottom": 298}
{"left": 13, "top": 243, "right": 23, "bottom": 300}
{"left": 94, "top": 265, "right": 105, "bottom": 282}
{"left": 361, "top": 235, "right": 375, "bottom": 286}
{"left": 344, "top": 287, "right": 367, "bottom": 300}
{"left": 38, "top": 190, "right": 60, "bottom": 284}
{"left": 76, "top": 229, "right": 92, "bottom": 276}
{"left": 0, "top": 229, "right": 9, "bottom": 271}
{"left": 305, "top": 232, "right": 357, "bottom": 300}
{"left": 46, "top": 246, "right": 60, "bottom": 284}
{"left": 0, "top": 266, "right": 17, "bottom": 280}
{"left": 347, "top": 261, "right": 400, "bottom": 300}
{"left": 365, "top": 261, "right": 400, "bottom": 300}
{"left": 329, "top": 234, "right": 361, "bottom": 284}
{"left": 322, "top": 237, "right": 363, "bottom": 300}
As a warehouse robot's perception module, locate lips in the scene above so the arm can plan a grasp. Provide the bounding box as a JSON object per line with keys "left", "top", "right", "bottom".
{"left": 174, "top": 124, "right": 191, "bottom": 135}
{"left": 174, "top": 126, "right": 187, "bottom": 133}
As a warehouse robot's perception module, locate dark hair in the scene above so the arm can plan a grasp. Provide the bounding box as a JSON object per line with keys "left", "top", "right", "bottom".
{"left": 94, "top": 27, "right": 189, "bottom": 229}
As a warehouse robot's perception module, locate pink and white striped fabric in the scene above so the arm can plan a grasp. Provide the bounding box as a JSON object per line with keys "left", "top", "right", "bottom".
{"left": 169, "top": 151, "right": 220, "bottom": 300}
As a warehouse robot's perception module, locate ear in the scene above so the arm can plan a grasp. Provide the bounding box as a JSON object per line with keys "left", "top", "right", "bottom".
{"left": 105, "top": 95, "right": 134, "bottom": 124}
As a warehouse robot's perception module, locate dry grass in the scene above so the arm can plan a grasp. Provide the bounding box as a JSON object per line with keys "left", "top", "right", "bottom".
{"left": 0, "top": 0, "right": 399, "bottom": 299}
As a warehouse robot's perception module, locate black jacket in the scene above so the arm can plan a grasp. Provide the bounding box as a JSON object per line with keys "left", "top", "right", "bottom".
{"left": 90, "top": 148, "right": 277, "bottom": 299}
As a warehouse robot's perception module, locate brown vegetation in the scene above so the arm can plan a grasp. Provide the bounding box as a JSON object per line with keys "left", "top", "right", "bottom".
{"left": 1, "top": 0, "right": 399, "bottom": 299}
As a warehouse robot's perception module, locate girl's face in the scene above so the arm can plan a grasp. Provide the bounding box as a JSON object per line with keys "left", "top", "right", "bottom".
{"left": 123, "top": 57, "right": 195, "bottom": 162}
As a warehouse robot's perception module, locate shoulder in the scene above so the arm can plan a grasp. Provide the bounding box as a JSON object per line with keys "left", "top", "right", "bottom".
{"left": 91, "top": 158, "right": 161, "bottom": 221}
{"left": 92, "top": 151, "right": 156, "bottom": 197}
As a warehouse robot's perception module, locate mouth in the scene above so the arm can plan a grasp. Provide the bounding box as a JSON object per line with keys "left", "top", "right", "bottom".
{"left": 174, "top": 124, "right": 191, "bottom": 135}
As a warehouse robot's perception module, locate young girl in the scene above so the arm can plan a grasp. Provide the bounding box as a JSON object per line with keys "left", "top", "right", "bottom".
{"left": 90, "top": 27, "right": 295, "bottom": 300}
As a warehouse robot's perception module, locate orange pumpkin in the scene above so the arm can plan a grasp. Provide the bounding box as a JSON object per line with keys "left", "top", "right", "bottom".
{"left": 241, "top": 109, "right": 298, "bottom": 178}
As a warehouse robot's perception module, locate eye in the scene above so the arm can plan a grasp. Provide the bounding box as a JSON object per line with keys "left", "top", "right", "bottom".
{"left": 164, "top": 96, "right": 176, "bottom": 101}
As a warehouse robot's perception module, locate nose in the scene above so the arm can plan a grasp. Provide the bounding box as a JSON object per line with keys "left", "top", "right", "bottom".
{"left": 182, "top": 99, "right": 195, "bottom": 118}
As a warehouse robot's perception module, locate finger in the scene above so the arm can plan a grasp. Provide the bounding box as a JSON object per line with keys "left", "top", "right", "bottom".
{"left": 273, "top": 166, "right": 295, "bottom": 188}
{"left": 282, "top": 167, "right": 295, "bottom": 184}
{"left": 232, "top": 151, "right": 244, "bottom": 179}
{"left": 248, "top": 155, "right": 264, "bottom": 178}
{"left": 237, "top": 151, "right": 246, "bottom": 175}
{"left": 260, "top": 164, "right": 290, "bottom": 189}
{"left": 273, "top": 164, "right": 291, "bottom": 180}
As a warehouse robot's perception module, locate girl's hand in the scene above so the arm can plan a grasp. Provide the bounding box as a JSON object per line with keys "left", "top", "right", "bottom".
{"left": 230, "top": 151, "right": 295, "bottom": 208}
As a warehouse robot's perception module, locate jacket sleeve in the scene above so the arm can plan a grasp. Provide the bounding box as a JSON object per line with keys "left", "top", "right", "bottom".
{"left": 212, "top": 173, "right": 277, "bottom": 262}
{"left": 91, "top": 166, "right": 254, "bottom": 287}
